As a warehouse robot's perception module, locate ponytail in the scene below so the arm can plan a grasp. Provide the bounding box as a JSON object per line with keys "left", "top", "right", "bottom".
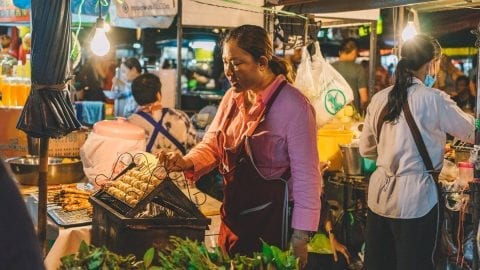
{"left": 383, "top": 34, "right": 442, "bottom": 122}
{"left": 384, "top": 59, "right": 414, "bottom": 122}
{"left": 269, "top": 55, "right": 294, "bottom": 83}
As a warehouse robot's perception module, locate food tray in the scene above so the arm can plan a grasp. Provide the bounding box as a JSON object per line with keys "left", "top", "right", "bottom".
{"left": 47, "top": 205, "right": 92, "bottom": 228}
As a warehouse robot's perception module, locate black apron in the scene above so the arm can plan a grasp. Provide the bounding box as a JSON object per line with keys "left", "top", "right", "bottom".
{"left": 217, "top": 80, "right": 291, "bottom": 256}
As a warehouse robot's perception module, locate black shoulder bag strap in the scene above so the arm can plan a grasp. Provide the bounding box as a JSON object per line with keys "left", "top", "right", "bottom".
{"left": 403, "top": 99, "right": 445, "bottom": 263}
{"left": 402, "top": 100, "right": 437, "bottom": 179}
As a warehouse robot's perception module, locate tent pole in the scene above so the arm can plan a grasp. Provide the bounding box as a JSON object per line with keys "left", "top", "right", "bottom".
{"left": 176, "top": 0, "right": 183, "bottom": 109}
{"left": 368, "top": 20, "right": 377, "bottom": 100}
{"left": 37, "top": 137, "right": 49, "bottom": 256}
{"left": 471, "top": 20, "right": 480, "bottom": 270}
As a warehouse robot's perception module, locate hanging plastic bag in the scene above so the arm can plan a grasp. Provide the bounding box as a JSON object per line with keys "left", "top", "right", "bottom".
{"left": 295, "top": 42, "right": 354, "bottom": 127}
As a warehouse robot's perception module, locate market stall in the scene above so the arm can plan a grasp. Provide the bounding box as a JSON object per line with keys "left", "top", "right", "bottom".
{"left": 3, "top": 0, "right": 480, "bottom": 269}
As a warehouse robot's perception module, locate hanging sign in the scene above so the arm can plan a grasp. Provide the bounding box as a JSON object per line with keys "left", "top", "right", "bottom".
{"left": 114, "top": 0, "right": 177, "bottom": 18}
{"left": 108, "top": 3, "right": 175, "bottom": 29}
{"left": 0, "top": 0, "right": 29, "bottom": 22}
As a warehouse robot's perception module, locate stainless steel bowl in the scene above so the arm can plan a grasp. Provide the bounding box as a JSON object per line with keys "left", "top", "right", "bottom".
{"left": 6, "top": 156, "right": 85, "bottom": 185}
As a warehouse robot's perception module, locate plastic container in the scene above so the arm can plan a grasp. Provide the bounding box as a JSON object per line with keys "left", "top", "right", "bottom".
{"left": 317, "top": 129, "right": 354, "bottom": 171}
{"left": 93, "top": 118, "right": 145, "bottom": 140}
{"left": 457, "top": 162, "right": 474, "bottom": 187}
{"left": 361, "top": 157, "right": 377, "bottom": 175}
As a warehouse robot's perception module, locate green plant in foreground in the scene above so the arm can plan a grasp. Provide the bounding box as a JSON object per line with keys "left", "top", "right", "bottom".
{"left": 59, "top": 241, "right": 141, "bottom": 270}
{"left": 60, "top": 237, "right": 298, "bottom": 270}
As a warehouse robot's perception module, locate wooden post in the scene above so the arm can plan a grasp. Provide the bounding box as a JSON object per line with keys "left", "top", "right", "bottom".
{"left": 37, "top": 137, "right": 49, "bottom": 256}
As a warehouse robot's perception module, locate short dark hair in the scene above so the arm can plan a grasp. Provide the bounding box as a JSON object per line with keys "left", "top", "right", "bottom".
{"left": 456, "top": 75, "right": 470, "bottom": 85}
{"left": 123, "top": 57, "right": 142, "bottom": 73}
{"left": 339, "top": 38, "right": 358, "bottom": 54}
{"left": 131, "top": 73, "right": 162, "bottom": 105}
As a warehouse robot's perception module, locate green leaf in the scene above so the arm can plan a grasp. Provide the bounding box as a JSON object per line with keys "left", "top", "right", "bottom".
{"left": 148, "top": 266, "right": 163, "bottom": 270}
{"left": 143, "top": 247, "right": 155, "bottom": 267}
{"left": 88, "top": 257, "right": 103, "bottom": 270}
{"left": 271, "top": 245, "right": 287, "bottom": 269}
{"left": 78, "top": 240, "right": 90, "bottom": 258}
{"left": 261, "top": 241, "right": 273, "bottom": 263}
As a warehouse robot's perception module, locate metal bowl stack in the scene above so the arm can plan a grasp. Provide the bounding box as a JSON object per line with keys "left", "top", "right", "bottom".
{"left": 6, "top": 156, "right": 85, "bottom": 185}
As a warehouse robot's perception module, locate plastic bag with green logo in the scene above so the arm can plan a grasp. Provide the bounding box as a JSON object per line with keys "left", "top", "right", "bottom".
{"left": 294, "top": 42, "right": 353, "bottom": 127}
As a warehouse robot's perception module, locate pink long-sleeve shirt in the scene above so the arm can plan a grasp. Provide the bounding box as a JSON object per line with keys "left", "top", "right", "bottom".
{"left": 186, "top": 75, "right": 321, "bottom": 232}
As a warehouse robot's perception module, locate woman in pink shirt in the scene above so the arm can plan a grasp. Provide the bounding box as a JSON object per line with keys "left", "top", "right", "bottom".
{"left": 162, "top": 24, "right": 321, "bottom": 268}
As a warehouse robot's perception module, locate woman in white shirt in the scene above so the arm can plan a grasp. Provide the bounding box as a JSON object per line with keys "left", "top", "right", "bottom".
{"left": 112, "top": 58, "right": 142, "bottom": 117}
{"left": 359, "top": 34, "right": 474, "bottom": 270}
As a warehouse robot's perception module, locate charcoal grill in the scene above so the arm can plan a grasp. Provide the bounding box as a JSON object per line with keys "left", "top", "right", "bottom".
{"left": 90, "top": 178, "right": 211, "bottom": 258}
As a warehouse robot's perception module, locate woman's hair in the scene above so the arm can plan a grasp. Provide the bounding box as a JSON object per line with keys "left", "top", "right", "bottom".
{"left": 384, "top": 34, "right": 442, "bottom": 122}
{"left": 223, "top": 24, "right": 294, "bottom": 83}
{"left": 131, "top": 73, "right": 162, "bottom": 105}
{"left": 123, "top": 57, "right": 143, "bottom": 74}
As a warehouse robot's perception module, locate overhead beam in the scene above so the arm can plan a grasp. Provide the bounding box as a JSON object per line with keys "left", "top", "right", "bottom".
{"left": 277, "top": 0, "right": 435, "bottom": 12}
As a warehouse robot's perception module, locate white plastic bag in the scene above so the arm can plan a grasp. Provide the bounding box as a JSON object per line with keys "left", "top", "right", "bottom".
{"left": 295, "top": 42, "right": 354, "bottom": 127}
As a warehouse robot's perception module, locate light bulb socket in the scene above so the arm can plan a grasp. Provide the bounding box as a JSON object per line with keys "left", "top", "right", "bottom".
{"left": 96, "top": 17, "right": 105, "bottom": 28}
{"left": 407, "top": 10, "right": 415, "bottom": 23}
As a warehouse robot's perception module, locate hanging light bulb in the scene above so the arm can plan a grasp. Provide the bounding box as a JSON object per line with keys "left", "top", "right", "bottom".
{"left": 90, "top": 6, "right": 110, "bottom": 56}
{"left": 402, "top": 21, "right": 417, "bottom": 41}
{"left": 401, "top": 10, "right": 418, "bottom": 42}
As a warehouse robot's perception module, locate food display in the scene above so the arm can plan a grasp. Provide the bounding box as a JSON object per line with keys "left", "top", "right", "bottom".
{"left": 45, "top": 184, "right": 94, "bottom": 227}
{"left": 105, "top": 163, "right": 166, "bottom": 207}
{"left": 48, "top": 184, "right": 94, "bottom": 213}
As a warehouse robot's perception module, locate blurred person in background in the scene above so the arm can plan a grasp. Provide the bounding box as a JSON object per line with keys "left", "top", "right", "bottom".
{"left": 468, "top": 56, "right": 477, "bottom": 97}
{"left": 18, "top": 33, "right": 31, "bottom": 64}
{"left": 0, "top": 34, "right": 14, "bottom": 58}
{"left": 0, "top": 34, "right": 18, "bottom": 76}
{"left": 128, "top": 73, "right": 196, "bottom": 155}
{"left": 433, "top": 54, "right": 465, "bottom": 97}
{"left": 111, "top": 57, "right": 142, "bottom": 118}
{"left": 332, "top": 38, "right": 369, "bottom": 113}
{"left": 76, "top": 54, "right": 115, "bottom": 103}
{"left": 452, "top": 75, "right": 475, "bottom": 115}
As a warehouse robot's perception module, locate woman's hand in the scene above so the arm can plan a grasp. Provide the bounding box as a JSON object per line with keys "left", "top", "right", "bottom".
{"left": 156, "top": 151, "right": 194, "bottom": 172}
{"left": 330, "top": 236, "right": 351, "bottom": 265}
{"left": 319, "top": 161, "right": 330, "bottom": 175}
{"left": 291, "top": 230, "right": 310, "bottom": 269}
{"left": 325, "top": 220, "right": 350, "bottom": 264}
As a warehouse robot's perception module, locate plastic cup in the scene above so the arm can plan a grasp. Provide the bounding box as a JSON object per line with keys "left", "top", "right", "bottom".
{"left": 2, "top": 79, "right": 11, "bottom": 106}
{"left": 457, "top": 162, "right": 474, "bottom": 187}
{"left": 9, "top": 81, "right": 22, "bottom": 107}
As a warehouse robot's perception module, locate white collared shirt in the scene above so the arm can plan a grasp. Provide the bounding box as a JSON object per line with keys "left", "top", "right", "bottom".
{"left": 360, "top": 77, "right": 475, "bottom": 218}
